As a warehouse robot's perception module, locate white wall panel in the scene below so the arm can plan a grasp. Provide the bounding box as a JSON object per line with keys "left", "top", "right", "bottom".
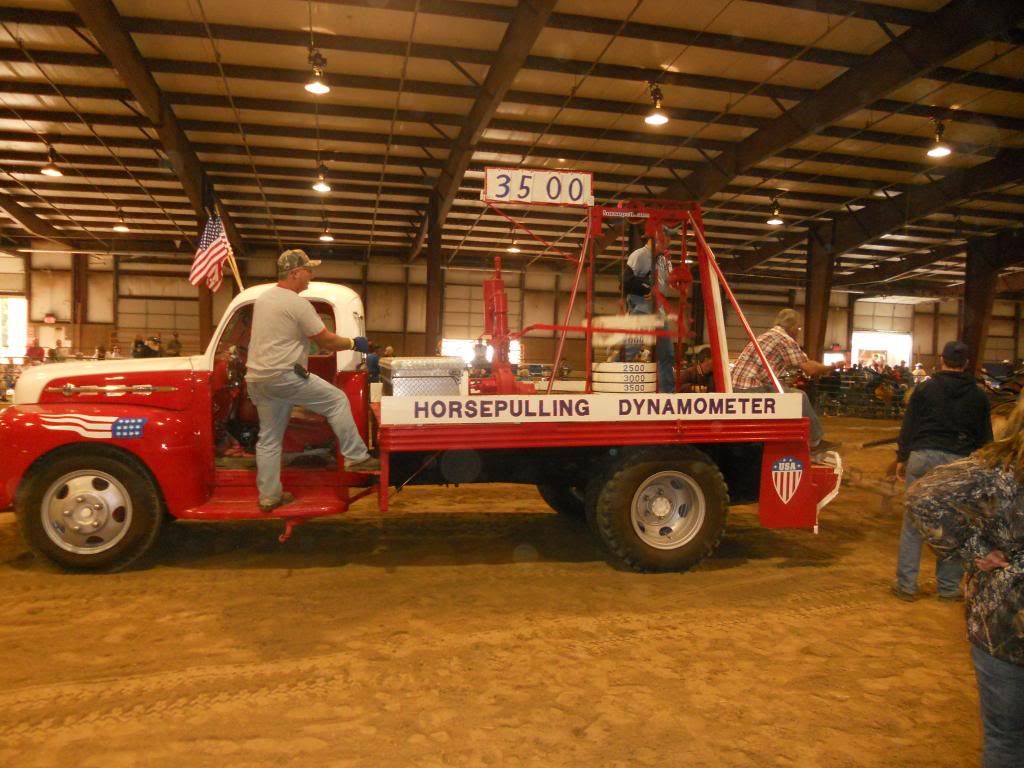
{"left": 367, "top": 283, "right": 404, "bottom": 332}
{"left": 120, "top": 275, "right": 196, "bottom": 298}
{"left": 523, "top": 290, "right": 555, "bottom": 338}
{"left": 406, "top": 285, "right": 426, "bottom": 333}
{"left": 30, "top": 272, "right": 72, "bottom": 322}
{"left": 31, "top": 251, "right": 71, "bottom": 270}
{"left": 87, "top": 273, "right": 114, "bottom": 323}
{"left": 367, "top": 259, "right": 405, "bottom": 284}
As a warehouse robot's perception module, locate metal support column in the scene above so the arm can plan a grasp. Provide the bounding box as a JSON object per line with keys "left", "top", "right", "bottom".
{"left": 804, "top": 228, "right": 834, "bottom": 362}
{"left": 424, "top": 193, "right": 443, "bottom": 355}
{"left": 963, "top": 235, "right": 1001, "bottom": 372}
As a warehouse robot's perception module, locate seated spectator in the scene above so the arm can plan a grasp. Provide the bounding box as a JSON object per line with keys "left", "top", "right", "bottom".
{"left": 164, "top": 332, "right": 182, "bottom": 357}
{"left": 137, "top": 336, "right": 162, "bottom": 358}
{"left": 25, "top": 339, "right": 45, "bottom": 364}
{"left": 131, "top": 333, "right": 146, "bottom": 358}
{"left": 366, "top": 344, "right": 381, "bottom": 383}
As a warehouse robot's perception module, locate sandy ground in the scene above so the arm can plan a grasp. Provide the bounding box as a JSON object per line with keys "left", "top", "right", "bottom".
{"left": 0, "top": 416, "right": 981, "bottom": 767}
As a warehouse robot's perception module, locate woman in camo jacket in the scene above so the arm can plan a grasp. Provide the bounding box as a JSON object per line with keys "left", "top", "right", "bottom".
{"left": 906, "top": 397, "right": 1024, "bottom": 768}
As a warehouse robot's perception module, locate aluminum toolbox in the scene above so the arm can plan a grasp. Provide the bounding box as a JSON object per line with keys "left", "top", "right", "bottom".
{"left": 381, "top": 356, "right": 466, "bottom": 397}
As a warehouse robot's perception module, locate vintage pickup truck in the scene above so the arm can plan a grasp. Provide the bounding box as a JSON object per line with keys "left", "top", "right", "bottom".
{"left": 0, "top": 205, "right": 841, "bottom": 574}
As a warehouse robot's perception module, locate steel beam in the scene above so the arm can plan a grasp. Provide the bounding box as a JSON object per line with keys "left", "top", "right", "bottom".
{"left": 8, "top": 4, "right": 1024, "bottom": 107}
{"left": 0, "top": 192, "right": 65, "bottom": 241}
{"left": 732, "top": 148, "right": 1024, "bottom": 274}
{"left": 408, "top": 0, "right": 555, "bottom": 260}
{"left": 68, "top": 0, "right": 245, "bottom": 256}
{"left": 659, "top": 0, "right": 1024, "bottom": 204}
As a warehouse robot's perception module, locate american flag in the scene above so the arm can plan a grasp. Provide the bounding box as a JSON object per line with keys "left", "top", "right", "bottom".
{"left": 39, "top": 414, "right": 148, "bottom": 440}
{"left": 189, "top": 215, "right": 232, "bottom": 292}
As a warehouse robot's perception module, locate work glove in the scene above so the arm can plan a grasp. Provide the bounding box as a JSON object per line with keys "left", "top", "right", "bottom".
{"left": 352, "top": 336, "right": 370, "bottom": 354}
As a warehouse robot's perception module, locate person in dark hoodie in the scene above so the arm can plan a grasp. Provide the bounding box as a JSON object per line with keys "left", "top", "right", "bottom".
{"left": 892, "top": 340, "right": 992, "bottom": 601}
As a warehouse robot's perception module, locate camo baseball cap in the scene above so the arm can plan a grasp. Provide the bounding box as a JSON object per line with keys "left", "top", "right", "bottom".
{"left": 277, "top": 248, "right": 321, "bottom": 273}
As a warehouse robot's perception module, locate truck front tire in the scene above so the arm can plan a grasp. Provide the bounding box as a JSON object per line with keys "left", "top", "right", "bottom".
{"left": 590, "top": 447, "right": 727, "bottom": 572}
{"left": 16, "top": 449, "right": 164, "bottom": 572}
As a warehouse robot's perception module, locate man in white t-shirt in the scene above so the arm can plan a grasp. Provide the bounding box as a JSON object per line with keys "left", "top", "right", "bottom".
{"left": 246, "top": 249, "right": 378, "bottom": 512}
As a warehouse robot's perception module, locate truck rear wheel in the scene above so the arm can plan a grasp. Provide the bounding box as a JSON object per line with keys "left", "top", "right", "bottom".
{"left": 537, "top": 482, "right": 586, "bottom": 519}
{"left": 591, "top": 447, "right": 727, "bottom": 572}
{"left": 15, "top": 449, "right": 163, "bottom": 573}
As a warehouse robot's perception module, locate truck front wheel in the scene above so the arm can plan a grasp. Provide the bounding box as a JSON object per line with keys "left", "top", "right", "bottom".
{"left": 591, "top": 448, "right": 727, "bottom": 572}
{"left": 16, "top": 449, "right": 163, "bottom": 572}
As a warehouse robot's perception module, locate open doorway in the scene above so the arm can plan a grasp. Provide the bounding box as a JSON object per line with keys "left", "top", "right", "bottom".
{"left": 0, "top": 297, "right": 27, "bottom": 358}
{"left": 850, "top": 331, "right": 912, "bottom": 369}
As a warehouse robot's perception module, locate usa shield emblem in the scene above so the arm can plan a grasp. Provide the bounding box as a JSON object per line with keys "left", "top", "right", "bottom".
{"left": 771, "top": 456, "right": 804, "bottom": 505}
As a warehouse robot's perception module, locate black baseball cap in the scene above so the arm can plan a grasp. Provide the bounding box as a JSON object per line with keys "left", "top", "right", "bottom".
{"left": 941, "top": 341, "right": 969, "bottom": 368}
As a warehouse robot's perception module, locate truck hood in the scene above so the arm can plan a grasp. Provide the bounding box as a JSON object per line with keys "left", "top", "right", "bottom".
{"left": 15, "top": 356, "right": 200, "bottom": 410}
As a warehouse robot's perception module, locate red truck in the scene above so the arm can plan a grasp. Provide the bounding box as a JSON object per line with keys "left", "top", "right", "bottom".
{"left": 0, "top": 201, "right": 841, "bottom": 573}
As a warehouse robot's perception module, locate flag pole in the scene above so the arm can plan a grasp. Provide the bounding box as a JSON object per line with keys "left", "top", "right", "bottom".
{"left": 215, "top": 204, "right": 244, "bottom": 292}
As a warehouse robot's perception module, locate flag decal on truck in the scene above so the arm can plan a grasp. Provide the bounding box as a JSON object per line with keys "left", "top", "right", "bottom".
{"left": 771, "top": 457, "right": 804, "bottom": 505}
{"left": 38, "top": 414, "right": 147, "bottom": 439}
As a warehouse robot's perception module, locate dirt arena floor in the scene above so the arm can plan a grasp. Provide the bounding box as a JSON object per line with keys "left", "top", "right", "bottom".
{"left": 0, "top": 416, "right": 982, "bottom": 767}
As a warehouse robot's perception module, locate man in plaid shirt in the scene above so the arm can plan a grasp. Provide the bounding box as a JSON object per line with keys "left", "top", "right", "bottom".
{"left": 732, "top": 309, "right": 840, "bottom": 457}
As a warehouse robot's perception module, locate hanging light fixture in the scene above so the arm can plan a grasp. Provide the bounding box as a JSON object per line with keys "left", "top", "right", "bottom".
{"left": 305, "top": 47, "right": 330, "bottom": 95}
{"left": 766, "top": 199, "right": 784, "bottom": 226}
{"left": 319, "top": 222, "right": 334, "bottom": 242}
{"left": 506, "top": 226, "right": 520, "bottom": 253}
{"left": 112, "top": 208, "right": 130, "bottom": 232}
{"left": 644, "top": 82, "right": 669, "bottom": 126}
{"left": 927, "top": 119, "right": 952, "bottom": 158}
{"left": 40, "top": 146, "right": 62, "bottom": 177}
{"left": 312, "top": 162, "right": 331, "bottom": 193}
{"left": 304, "top": 1, "right": 329, "bottom": 95}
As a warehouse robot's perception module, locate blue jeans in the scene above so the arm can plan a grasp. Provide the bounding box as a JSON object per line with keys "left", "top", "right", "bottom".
{"left": 247, "top": 371, "right": 370, "bottom": 502}
{"left": 734, "top": 385, "right": 824, "bottom": 447}
{"left": 625, "top": 294, "right": 675, "bottom": 393}
{"left": 972, "top": 645, "right": 1024, "bottom": 768}
{"left": 896, "top": 449, "right": 964, "bottom": 596}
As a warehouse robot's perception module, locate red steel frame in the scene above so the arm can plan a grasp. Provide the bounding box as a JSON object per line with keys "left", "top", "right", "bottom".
{"left": 374, "top": 200, "right": 807, "bottom": 513}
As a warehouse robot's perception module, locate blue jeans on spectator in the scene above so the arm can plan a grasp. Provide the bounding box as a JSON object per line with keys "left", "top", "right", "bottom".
{"left": 625, "top": 294, "right": 675, "bottom": 393}
{"left": 896, "top": 448, "right": 964, "bottom": 596}
{"left": 734, "top": 385, "right": 824, "bottom": 447}
{"left": 972, "top": 644, "right": 1024, "bottom": 768}
{"left": 247, "top": 371, "right": 370, "bottom": 503}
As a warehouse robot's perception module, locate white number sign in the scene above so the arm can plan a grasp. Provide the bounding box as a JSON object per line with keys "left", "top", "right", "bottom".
{"left": 482, "top": 167, "right": 594, "bottom": 207}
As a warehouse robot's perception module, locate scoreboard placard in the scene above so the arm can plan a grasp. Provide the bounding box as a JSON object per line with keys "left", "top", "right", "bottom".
{"left": 482, "top": 167, "right": 594, "bottom": 207}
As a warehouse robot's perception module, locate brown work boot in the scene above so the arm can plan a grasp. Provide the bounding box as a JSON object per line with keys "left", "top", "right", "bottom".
{"left": 258, "top": 491, "right": 295, "bottom": 513}
{"left": 345, "top": 456, "right": 381, "bottom": 473}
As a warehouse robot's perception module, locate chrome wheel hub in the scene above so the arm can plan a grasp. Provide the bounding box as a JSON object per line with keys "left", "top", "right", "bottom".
{"left": 630, "top": 470, "right": 706, "bottom": 550}
{"left": 42, "top": 471, "right": 133, "bottom": 554}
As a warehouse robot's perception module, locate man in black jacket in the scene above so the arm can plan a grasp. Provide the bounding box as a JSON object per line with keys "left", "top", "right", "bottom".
{"left": 892, "top": 340, "right": 992, "bottom": 601}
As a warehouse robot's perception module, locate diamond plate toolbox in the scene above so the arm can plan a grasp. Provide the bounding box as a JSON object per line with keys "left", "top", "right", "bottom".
{"left": 381, "top": 356, "right": 465, "bottom": 396}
